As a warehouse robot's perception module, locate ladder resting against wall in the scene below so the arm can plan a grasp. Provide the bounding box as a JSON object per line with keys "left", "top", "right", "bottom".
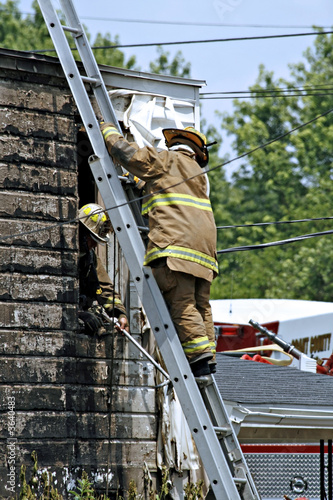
{"left": 36, "top": 1, "right": 261, "bottom": 498}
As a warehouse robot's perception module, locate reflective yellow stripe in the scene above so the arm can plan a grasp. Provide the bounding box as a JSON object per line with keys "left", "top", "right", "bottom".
{"left": 144, "top": 245, "right": 218, "bottom": 274}
{"left": 102, "top": 126, "right": 122, "bottom": 141}
{"left": 209, "top": 341, "right": 216, "bottom": 354}
{"left": 142, "top": 193, "right": 212, "bottom": 215}
{"left": 104, "top": 297, "right": 123, "bottom": 309}
{"left": 182, "top": 336, "right": 211, "bottom": 355}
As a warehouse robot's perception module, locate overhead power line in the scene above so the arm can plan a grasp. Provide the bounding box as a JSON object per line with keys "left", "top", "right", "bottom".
{"left": 201, "top": 93, "right": 333, "bottom": 100}
{"left": 66, "top": 19, "right": 333, "bottom": 30}
{"left": 201, "top": 84, "right": 333, "bottom": 95}
{"left": 200, "top": 85, "right": 333, "bottom": 99}
{"left": 217, "top": 229, "right": 333, "bottom": 254}
{"left": 217, "top": 216, "right": 333, "bottom": 230}
{"left": 31, "top": 30, "right": 333, "bottom": 54}
{"left": 13, "top": 11, "right": 332, "bottom": 29}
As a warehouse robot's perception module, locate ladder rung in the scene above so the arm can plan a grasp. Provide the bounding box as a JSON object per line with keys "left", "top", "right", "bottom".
{"left": 234, "top": 477, "right": 248, "bottom": 485}
{"left": 214, "top": 425, "right": 230, "bottom": 435}
{"left": 81, "top": 75, "right": 101, "bottom": 85}
{"left": 62, "top": 25, "right": 80, "bottom": 34}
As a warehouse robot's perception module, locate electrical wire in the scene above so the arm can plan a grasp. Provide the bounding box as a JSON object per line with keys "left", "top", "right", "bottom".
{"left": 30, "top": 30, "right": 333, "bottom": 54}
{"left": 217, "top": 216, "right": 333, "bottom": 230}
{"left": 69, "top": 19, "right": 333, "bottom": 30}
{"left": 217, "top": 229, "right": 333, "bottom": 254}
{"left": 200, "top": 84, "right": 333, "bottom": 95}
{"left": 201, "top": 93, "right": 333, "bottom": 100}
{"left": 200, "top": 85, "right": 333, "bottom": 99}
{"left": 8, "top": 10, "right": 332, "bottom": 29}
{"left": 1, "top": 107, "right": 332, "bottom": 243}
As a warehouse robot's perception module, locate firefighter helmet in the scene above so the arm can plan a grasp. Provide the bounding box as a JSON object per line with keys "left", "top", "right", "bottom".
{"left": 162, "top": 127, "right": 209, "bottom": 167}
{"left": 79, "top": 203, "right": 112, "bottom": 243}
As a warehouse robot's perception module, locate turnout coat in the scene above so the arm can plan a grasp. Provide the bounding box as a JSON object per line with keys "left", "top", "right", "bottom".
{"left": 101, "top": 124, "right": 218, "bottom": 282}
{"left": 101, "top": 123, "right": 218, "bottom": 283}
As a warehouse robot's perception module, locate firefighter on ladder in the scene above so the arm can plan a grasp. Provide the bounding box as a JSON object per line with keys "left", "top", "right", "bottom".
{"left": 101, "top": 123, "right": 218, "bottom": 376}
{"left": 78, "top": 203, "right": 129, "bottom": 335}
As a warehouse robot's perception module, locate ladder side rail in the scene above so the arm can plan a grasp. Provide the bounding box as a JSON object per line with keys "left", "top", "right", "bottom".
{"left": 56, "top": 0, "right": 148, "bottom": 230}
{"left": 199, "top": 378, "right": 260, "bottom": 498}
{"left": 37, "top": 0, "right": 147, "bottom": 226}
{"left": 90, "top": 156, "right": 243, "bottom": 500}
{"left": 58, "top": 0, "right": 121, "bottom": 129}
{"left": 37, "top": 0, "right": 119, "bottom": 163}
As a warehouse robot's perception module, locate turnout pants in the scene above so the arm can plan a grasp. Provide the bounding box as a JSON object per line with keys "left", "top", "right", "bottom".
{"left": 152, "top": 265, "right": 216, "bottom": 363}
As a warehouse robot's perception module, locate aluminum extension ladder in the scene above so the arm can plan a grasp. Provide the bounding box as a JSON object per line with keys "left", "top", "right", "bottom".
{"left": 36, "top": 1, "right": 260, "bottom": 498}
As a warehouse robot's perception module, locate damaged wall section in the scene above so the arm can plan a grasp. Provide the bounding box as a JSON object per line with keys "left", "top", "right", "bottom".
{"left": 0, "top": 49, "right": 158, "bottom": 497}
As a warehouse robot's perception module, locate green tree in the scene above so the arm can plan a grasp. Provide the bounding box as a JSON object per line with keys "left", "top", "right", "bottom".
{"left": 212, "top": 31, "right": 333, "bottom": 301}
{"left": 149, "top": 46, "right": 191, "bottom": 77}
{"left": 0, "top": 0, "right": 137, "bottom": 69}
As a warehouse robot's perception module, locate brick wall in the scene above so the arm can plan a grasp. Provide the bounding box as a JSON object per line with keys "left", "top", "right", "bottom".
{"left": 0, "top": 51, "right": 157, "bottom": 498}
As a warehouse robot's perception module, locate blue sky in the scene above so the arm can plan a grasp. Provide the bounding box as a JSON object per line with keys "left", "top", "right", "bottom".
{"left": 18, "top": 0, "right": 333, "bottom": 174}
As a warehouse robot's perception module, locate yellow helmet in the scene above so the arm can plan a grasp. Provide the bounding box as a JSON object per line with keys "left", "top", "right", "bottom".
{"left": 79, "top": 203, "right": 112, "bottom": 244}
{"left": 162, "top": 127, "right": 209, "bottom": 167}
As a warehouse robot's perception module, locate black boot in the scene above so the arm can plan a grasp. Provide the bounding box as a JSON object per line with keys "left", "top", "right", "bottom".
{"left": 209, "top": 362, "right": 217, "bottom": 374}
{"left": 190, "top": 359, "right": 210, "bottom": 377}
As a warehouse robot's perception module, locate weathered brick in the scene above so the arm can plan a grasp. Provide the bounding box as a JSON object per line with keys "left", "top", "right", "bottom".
{"left": 0, "top": 219, "right": 77, "bottom": 249}
{"left": 0, "top": 385, "right": 66, "bottom": 411}
{"left": 0, "top": 438, "right": 157, "bottom": 468}
{"left": 0, "top": 107, "right": 76, "bottom": 141}
{"left": 75, "top": 359, "right": 155, "bottom": 387}
{"left": 0, "top": 438, "right": 76, "bottom": 470}
{"left": 1, "top": 411, "right": 156, "bottom": 440}
{"left": 0, "top": 52, "right": 160, "bottom": 498}
{"left": 0, "top": 162, "right": 77, "bottom": 195}
{"left": 0, "top": 78, "right": 74, "bottom": 115}
{"left": 0, "top": 357, "right": 75, "bottom": 384}
{"left": 0, "top": 302, "right": 77, "bottom": 330}
{"left": 0, "top": 191, "right": 77, "bottom": 220}
{"left": 0, "top": 383, "right": 155, "bottom": 414}
{"left": 0, "top": 331, "right": 74, "bottom": 357}
{"left": 111, "top": 386, "right": 156, "bottom": 414}
{"left": 0, "top": 272, "right": 78, "bottom": 303}
{"left": 75, "top": 331, "right": 149, "bottom": 361}
{"left": 0, "top": 356, "right": 155, "bottom": 386}
{"left": 0, "top": 135, "right": 76, "bottom": 167}
{"left": 75, "top": 439, "right": 157, "bottom": 467}
{"left": 0, "top": 246, "right": 77, "bottom": 275}
{"left": 66, "top": 385, "right": 156, "bottom": 414}
{"left": 0, "top": 330, "right": 151, "bottom": 362}
{"left": 0, "top": 439, "right": 157, "bottom": 497}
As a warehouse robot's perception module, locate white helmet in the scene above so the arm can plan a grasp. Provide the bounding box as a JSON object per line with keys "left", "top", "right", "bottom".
{"left": 79, "top": 203, "right": 112, "bottom": 243}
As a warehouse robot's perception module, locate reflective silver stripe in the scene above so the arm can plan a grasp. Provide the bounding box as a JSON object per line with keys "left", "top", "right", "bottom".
{"left": 182, "top": 336, "right": 211, "bottom": 354}
{"left": 102, "top": 126, "right": 122, "bottom": 141}
{"left": 144, "top": 245, "right": 218, "bottom": 274}
{"left": 142, "top": 193, "right": 212, "bottom": 215}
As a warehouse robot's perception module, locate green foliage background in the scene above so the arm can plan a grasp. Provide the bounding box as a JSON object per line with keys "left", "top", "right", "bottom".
{"left": 1, "top": 1, "right": 332, "bottom": 301}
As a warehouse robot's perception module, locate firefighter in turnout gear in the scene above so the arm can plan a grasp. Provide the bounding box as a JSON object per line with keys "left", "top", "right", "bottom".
{"left": 78, "top": 203, "right": 129, "bottom": 335}
{"left": 101, "top": 124, "right": 218, "bottom": 376}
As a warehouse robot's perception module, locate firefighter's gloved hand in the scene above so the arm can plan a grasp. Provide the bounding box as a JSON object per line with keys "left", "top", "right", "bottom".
{"left": 78, "top": 311, "right": 103, "bottom": 335}
{"left": 117, "top": 314, "right": 130, "bottom": 333}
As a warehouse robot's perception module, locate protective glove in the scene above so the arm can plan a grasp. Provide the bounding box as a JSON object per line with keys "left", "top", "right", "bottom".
{"left": 78, "top": 311, "right": 103, "bottom": 335}
{"left": 117, "top": 314, "right": 130, "bottom": 333}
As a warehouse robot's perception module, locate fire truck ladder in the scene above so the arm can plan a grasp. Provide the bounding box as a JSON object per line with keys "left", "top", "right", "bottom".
{"left": 36, "top": 1, "right": 260, "bottom": 498}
